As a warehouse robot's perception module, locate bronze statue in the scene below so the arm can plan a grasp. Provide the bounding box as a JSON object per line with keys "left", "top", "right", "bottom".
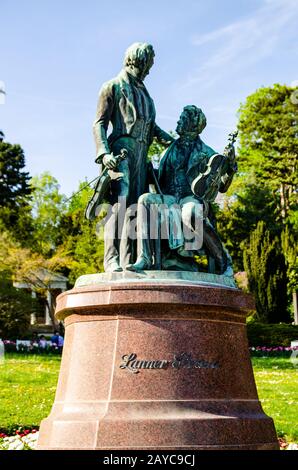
{"left": 88, "top": 43, "right": 237, "bottom": 276}
{"left": 91, "top": 42, "right": 173, "bottom": 272}
{"left": 126, "top": 105, "right": 237, "bottom": 274}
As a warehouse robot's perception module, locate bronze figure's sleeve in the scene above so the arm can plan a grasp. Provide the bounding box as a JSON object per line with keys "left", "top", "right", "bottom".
{"left": 93, "top": 82, "right": 115, "bottom": 162}
{"left": 153, "top": 124, "right": 174, "bottom": 146}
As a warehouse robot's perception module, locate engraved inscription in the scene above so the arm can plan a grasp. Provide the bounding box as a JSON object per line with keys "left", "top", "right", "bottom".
{"left": 119, "top": 353, "right": 169, "bottom": 374}
{"left": 119, "top": 352, "right": 219, "bottom": 374}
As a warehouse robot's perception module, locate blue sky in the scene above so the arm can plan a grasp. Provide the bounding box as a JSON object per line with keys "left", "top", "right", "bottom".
{"left": 1, "top": 0, "right": 297, "bottom": 195}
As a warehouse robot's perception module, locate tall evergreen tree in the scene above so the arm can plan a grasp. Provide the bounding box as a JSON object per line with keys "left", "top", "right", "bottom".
{"left": 0, "top": 132, "right": 31, "bottom": 206}
{"left": 243, "top": 221, "right": 289, "bottom": 323}
{"left": 237, "top": 84, "right": 298, "bottom": 226}
{"left": 217, "top": 180, "right": 279, "bottom": 271}
{"left": 0, "top": 132, "right": 33, "bottom": 244}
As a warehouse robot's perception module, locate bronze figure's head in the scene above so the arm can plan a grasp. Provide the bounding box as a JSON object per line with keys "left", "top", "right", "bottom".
{"left": 176, "top": 105, "right": 207, "bottom": 137}
{"left": 124, "top": 42, "right": 155, "bottom": 81}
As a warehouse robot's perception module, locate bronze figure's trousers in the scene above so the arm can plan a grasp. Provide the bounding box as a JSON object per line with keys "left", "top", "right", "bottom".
{"left": 202, "top": 219, "right": 227, "bottom": 273}
{"left": 104, "top": 137, "right": 149, "bottom": 271}
{"left": 134, "top": 192, "right": 227, "bottom": 273}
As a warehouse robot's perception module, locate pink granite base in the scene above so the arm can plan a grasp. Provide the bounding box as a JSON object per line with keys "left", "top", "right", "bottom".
{"left": 37, "top": 281, "right": 279, "bottom": 450}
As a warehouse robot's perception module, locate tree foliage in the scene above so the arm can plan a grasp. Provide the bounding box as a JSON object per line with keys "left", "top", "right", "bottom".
{"left": 217, "top": 84, "right": 298, "bottom": 322}
{"left": 0, "top": 132, "right": 31, "bottom": 207}
{"left": 29, "top": 172, "right": 66, "bottom": 256}
{"left": 217, "top": 179, "right": 279, "bottom": 271}
{"left": 237, "top": 84, "right": 298, "bottom": 225}
{"left": 58, "top": 182, "right": 104, "bottom": 284}
{"left": 0, "top": 230, "right": 71, "bottom": 327}
{"left": 0, "top": 132, "right": 33, "bottom": 243}
{"left": 243, "top": 221, "right": 289, "bottom": 323}
{"left": 0, "top": 280, "right": 39, "bottom": 338}
{"left": 0, "top": 134, "right": 106, "bottom": 335}
{"left": 281, "top": 225, "right": 298, "bottom": 293}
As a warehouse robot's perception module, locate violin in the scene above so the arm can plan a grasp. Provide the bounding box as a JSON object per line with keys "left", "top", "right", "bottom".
{"left": 85, "top": 148, "right": 127, "bottom": 221}
{"left": 191, "top": 130, "right": 238, "bottom": 202}
{"left": 222, "top": 130, "right": 238, "bottom": 174}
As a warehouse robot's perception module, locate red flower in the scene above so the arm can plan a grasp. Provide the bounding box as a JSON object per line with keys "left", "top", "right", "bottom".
{"left": 278, "top": 437, "right": 288, "bottom": 449}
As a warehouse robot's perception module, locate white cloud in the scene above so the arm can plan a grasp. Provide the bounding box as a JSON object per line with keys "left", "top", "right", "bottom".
{"left": 183, "top": 0, "right": 298, "bottom": 91}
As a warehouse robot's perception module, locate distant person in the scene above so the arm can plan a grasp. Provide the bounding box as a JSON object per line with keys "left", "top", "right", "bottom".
{"left": 51, "top": 331, "right": 59, "bottom": 346}
{"left": 57, "top": 334, "right": 64, "bottom": 349}
{"left": 31, "top": 332, "right": 39, "bottom": 348}
{"left": 38, "top": 335, "right": 48, "bottom": 349}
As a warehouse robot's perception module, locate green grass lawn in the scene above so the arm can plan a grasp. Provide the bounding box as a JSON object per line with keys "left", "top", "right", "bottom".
{"left": 253, "top": 357, "right": 298, "bottom": 442}
{"left": 0, "top": 354, "right": 297, "bottom": 441}
{"left": 0, "top": 354, "right": 60, "bottom": 432}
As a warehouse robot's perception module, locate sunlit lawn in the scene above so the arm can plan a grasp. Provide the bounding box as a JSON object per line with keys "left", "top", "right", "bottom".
{"left": 253, "top": 357, "right": 298, "bottom": 441}
{"left": 0, "top": 354, "right": 60, "bottom": 432}
{"left": 0, "top": 354, "right": 297, "bottom": 441}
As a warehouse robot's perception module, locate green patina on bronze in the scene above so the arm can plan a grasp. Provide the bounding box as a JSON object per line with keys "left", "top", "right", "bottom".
{"left": 75, "top": 271, "right": 236, "bottom": 289}
{"left": 88, "top": 43, "right": 238, "bottom": 278}
{"left": 91, "top": 42, "right": 173, "bottom": 273}
{"left": 126, "top": 106, "right": 237, "bottom": 275}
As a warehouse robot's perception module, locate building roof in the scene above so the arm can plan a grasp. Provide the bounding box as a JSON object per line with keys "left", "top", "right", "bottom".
{"left": 13, "top": 268, "right": 68, "bottom": 290}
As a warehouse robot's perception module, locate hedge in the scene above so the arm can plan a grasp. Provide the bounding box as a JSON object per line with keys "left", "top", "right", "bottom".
{"left": 247, "top": 321, "right": 298, "bottom": 347}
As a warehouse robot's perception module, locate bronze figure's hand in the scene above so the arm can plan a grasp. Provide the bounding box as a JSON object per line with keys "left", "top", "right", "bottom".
{"left": 224, "top": 145, "right": 235, "bottom": 160}
{"left": 103, "top": 153, "right": 118, "bottom": 170}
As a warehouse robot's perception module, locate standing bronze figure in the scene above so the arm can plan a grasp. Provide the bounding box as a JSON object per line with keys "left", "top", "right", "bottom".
{"left": 92, "top": 42, "right": 173, "bottom": 272}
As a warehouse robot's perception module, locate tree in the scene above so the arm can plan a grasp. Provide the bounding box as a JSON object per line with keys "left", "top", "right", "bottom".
{"left": 243, "top": 221, "right": 289, "bottom": 323}
{"left": 0, "top": 231, "right": 71, "bottom": 328}
{"left": 217, "top": 84, "right": 298, "bottom": 321}
{"left": 58, "top": 182, "right": 104, "bottom": 284}
{"left": 0, "top": 204, "right": 34, "bottom": 247}
{"left": 29, "top": 172, "right": 66, "bottom": 256}
{"left": 281, "top": 225, "right": 298, "bottom": 293}
{"left": 0, "top": 132, "right": 33, "bottom": 243}
{"left": 148, "top": 137, "right": 168, "bottom": 159}
{"left": 217, "top": 180, "right": 279, "bottom": 271}
{"left": 0, "top": 132, "right": 31, "bottom": 207}
{"left": 0, "top": 280, "right": 40, "bottom": 338}
{"left": 147, "top": 133, "right": 176, "bottom": 162}
{"left": 281, "top": 225, "right": 298, "bottom": 322}
{"left": 237, "top": 84, "right": 298, "bottom": 225}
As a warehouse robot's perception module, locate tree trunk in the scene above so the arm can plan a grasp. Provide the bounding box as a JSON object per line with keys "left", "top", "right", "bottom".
{"left": 280, "top": 183, "right": 287, "bottom": 221}
{"left": 44, "top": 295, "right": 59, "bottom": 329}
{"left": 293, "top": 292, "right": 298, "bottom": 325}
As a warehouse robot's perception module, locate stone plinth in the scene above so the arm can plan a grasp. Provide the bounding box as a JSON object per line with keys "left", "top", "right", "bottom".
{"left": 37, "top": 272, "right": 279, "bottom": 450}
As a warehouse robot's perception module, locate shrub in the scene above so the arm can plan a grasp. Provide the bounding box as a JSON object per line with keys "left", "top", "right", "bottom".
{"left": 247, "top": 321, "right": 298, "bottom": 347}
{"left": 2, "top": 340, "right": 62, "bottom": 354}
{"left": 0, "top": 280, "right": 41, "bottom": 338}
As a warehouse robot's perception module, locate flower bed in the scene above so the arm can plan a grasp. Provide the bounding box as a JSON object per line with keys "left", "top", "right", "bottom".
{"left": 0, "top": 429, "right": 297, "bottom": 450}
{"left": 3, "top": 340, "right": 62, "bottom": 354}
{"left": 278, "top": 438, "right": 298, "bottom": 450}
{"left": 249, "top": 346, "right": 298, "bottom": 357}
{"left": 0, "top": 429, "right": 39, "bottom": 450}
{"left": 5, "top": 341, "right": 297, "bottom": 357}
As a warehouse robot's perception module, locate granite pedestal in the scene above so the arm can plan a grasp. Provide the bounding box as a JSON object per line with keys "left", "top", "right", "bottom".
{"left": 37, "top": 272, "right": 279, "bottom": 450}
